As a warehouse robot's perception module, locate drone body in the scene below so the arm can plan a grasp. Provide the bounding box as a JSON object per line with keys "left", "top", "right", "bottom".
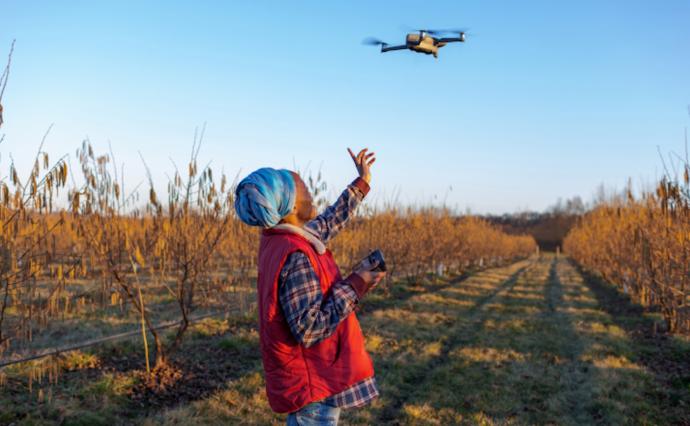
{"left": 364, "top": 29, "right": 466, "bottom": 58}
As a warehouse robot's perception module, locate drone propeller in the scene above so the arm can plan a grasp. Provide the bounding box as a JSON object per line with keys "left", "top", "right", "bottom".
{"left": 362, "top": 37, "right": 388, "bottom": 46}
{"left": 400, "top": 25, "right": 471, "bottom": 38}
{"left": 424, "top": 28, "right": 469, "bottom": 36}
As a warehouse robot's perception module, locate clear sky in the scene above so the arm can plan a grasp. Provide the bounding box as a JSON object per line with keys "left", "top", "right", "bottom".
{"left": 2, "top": 0, "right": 689, "bottom": 214}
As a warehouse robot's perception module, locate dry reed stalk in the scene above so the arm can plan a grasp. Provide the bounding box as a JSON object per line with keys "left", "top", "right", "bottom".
{"left": 565, "top": 155, "right": 690, "bottom": 333}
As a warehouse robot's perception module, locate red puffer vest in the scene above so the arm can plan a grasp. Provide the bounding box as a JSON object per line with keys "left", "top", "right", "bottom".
{"left": 257, "top": 228, "right": 374, "bottom": 413}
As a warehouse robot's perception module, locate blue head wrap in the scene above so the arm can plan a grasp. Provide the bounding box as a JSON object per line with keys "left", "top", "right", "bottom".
{"left": 234, "top": 167, "right": 296, "bottom": 228}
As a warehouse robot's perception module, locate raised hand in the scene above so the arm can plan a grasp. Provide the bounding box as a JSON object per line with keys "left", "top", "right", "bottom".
{"left": 347, "top": 148, "right": 376, "bottom": 184}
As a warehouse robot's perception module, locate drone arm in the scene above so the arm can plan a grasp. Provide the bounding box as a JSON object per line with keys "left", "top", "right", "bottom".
{"left": 381, "top": 44, "right": 407, "bottom": 52}
{"left": 437, "top": 37, "right": 464, "bottom": 43}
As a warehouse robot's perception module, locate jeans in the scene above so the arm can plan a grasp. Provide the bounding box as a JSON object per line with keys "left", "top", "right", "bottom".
{"left": 286, "top": 401, "right": 341, "bottom": 426}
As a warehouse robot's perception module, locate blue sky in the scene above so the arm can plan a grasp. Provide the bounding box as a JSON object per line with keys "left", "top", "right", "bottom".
{"left": 2, "top": 0, "right": 689, "bottom": 213}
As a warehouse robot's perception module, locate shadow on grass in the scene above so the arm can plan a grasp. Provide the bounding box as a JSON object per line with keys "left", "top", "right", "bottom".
{"left": 344, "top": 256, "right": 688, "bottom": 425}
{"left": 571, "top": 259, "right": 690, "bottom": 422}
{"left": 383, "top": 257, "right": 590, "bottom": 424}
{"left": 366, "top": 261, "right": 533, "bottom": 423}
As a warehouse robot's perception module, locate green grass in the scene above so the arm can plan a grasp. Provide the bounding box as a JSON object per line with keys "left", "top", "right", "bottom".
{"left": 2, "top": 254, "right": 688, "bottom": 425}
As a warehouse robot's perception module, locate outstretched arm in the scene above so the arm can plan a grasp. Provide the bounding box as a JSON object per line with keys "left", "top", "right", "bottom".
{"left": 305, "top": 148, "right": 376, "bottom": 243}
{"left": 305, "top": 177, "right": 368, "bottom": 243}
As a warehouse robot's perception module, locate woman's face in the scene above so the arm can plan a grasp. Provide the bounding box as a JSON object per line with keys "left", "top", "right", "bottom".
{"left": 291, "top": 172, "right": 317, "bottom": 222}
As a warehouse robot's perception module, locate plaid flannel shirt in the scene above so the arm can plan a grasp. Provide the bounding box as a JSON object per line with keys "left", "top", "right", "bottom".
{"left": 277, "top": 177, "right": 379, "bottom": 409}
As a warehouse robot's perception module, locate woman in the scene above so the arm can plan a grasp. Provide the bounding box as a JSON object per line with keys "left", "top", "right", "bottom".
{"left": 234, "top": 148, "right": 385, "bottom": 425}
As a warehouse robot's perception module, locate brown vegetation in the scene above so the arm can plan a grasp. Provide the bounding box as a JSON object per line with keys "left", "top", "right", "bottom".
{"left": 565, "top": 159, "right": 690, "bottom": 333}
{"left": 0, "top": 140, "right": 535, "bottom": 379}
{"left": 0, "top": 140, "right": 69, "bottom": 353}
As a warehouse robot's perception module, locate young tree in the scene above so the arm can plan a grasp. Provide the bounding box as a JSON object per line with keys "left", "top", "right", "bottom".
{"left": 71, "top": 135, "right": 234, "bottom": 369}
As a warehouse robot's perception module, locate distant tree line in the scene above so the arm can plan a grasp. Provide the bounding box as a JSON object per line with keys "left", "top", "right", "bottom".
{"left": 484, "top": 196, "right": 587, "bottom": 252}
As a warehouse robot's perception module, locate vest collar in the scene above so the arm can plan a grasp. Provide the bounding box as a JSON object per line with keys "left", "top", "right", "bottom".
{"left": 266, "top": 223, "right": 327, "bottom": 255}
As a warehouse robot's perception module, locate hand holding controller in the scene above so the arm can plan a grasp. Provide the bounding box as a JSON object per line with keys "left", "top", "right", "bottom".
{"left": 356, "top": 249, "right": 387, "bottom": 272}
{"left": 348, "top": 249, "right": 387, "bottom": 299}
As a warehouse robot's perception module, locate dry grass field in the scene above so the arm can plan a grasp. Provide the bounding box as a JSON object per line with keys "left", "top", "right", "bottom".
{"left": 3, "top": 254, "right": 688, "bottom": 425}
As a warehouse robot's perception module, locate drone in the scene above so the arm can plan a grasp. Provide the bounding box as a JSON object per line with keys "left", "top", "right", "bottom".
{"left": 363, "top": 29, "right": 467, "bottom": 58}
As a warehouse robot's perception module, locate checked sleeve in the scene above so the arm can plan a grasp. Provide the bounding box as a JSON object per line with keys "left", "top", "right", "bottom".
{"left": 278, "top": 251, "right": 362, "bottom": 348}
